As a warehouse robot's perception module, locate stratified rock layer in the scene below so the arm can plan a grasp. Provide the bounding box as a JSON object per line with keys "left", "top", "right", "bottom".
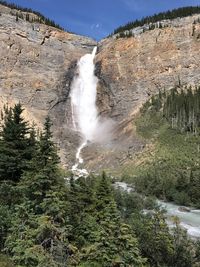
{"left": 96, "top": 15, "right": 200, "bottom": 121}
{"left": 0, "top": 4, "right": 200, "bottom": 171}
{"left": 0, "top": 4, "right": 96, "bottom": 167}
{"left": 83, "top": 15, "right": 200, "bottom": 172}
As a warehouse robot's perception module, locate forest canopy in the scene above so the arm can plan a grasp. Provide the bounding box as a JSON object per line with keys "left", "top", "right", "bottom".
{"left": 113, "top": 6, "right": 200, "bottom": 35}
{"left": 0, "top": 104, "right": 200, "bottom": 267}
{"left": 0, "top": 103, "right": 199, "bottom": 267}
{"left": 0, "top": 0, "right": 64, "bottom": 30}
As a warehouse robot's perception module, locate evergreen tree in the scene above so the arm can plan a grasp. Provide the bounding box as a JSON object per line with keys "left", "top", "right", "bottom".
{"left": 188, "top": 169, "right": 200, "bottom": 206}
{"left": 20, "top": 116, "right": 65, "bottom": 216}
{"left": 68, "top": 176, "right": 95, "bottom": 245}
{"left": 80, "top": 173, "right": 146, "bottom": 267}
{"left": 5, "top": 117, "right": 70, "bottom": 267}
{"left": 95, "top": 171, "right": 113, "bottom": 218}
{"left": 113, "top": 6, "right": 200, "bottom": 37}
{"left": 5, "top": 205, "right": 69, "bottom": 267}
{"left": 0, "top": 104, "right": 36, "bottom": 182}
{"left": 132, "top": 210, "right": 174, "bottom": 266}
{"left": 163, "top": 86, "right": 200, "bottom": 134}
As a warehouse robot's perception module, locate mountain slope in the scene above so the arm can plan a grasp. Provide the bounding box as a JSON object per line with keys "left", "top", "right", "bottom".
{"left": 0, "top": 3, "right": 200, "bottom": 171}
{"left": 0, "top": 3, "right": 97, "bottom": 167}
{"left": 78, "top": 13, "right": 200, "bottom": 171}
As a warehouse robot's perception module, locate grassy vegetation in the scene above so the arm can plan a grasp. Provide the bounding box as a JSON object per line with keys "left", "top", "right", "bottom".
{"left": 121, "top": 88, "right": 200, "bottom": 207}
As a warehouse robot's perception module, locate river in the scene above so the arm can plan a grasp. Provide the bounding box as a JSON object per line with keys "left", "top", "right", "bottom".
{"left": 115, "top": 182, "right": 200, "bottom": 238}
{"left": 158, "top": 200, "right": 200, "bottom": 238}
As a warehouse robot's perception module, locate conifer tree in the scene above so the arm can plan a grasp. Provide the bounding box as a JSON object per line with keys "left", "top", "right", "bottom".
{"left": 80, "top": 172, "right": 146, "bottom": 267}
{"left": 20, "top": 116, "right": 65, "bottom": 216}
{"left": 67, "top": 175, "right": 98, "bottom": 254}
{"left": 132, "top": 211, "right": 174, "bottom": 266}
{"left": 5, "top": 117, "right": 69, "bottom": 267}
{"left": 0, "top": 104, "right": 35, "bottom": 182}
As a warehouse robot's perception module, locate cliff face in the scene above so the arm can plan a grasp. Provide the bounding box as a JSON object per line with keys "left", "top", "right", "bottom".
{"left": 84, "top": 15, "right": 200, "bottom": 171}
{"left": 1, "top": 4, "right": 200, "bottom": 171}
{"left": 0, "top": 4, "right": 97, "bottom": 167}
{"left": 0, "top": 6, "right": 96, "bottom": 115}
{"left": 96, "top": 15, "right": 200, "bottom": 122}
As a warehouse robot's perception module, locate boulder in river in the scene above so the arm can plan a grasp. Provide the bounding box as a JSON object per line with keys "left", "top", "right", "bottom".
{"left": 178, "top": 206, "right": 191, "bottom": 212}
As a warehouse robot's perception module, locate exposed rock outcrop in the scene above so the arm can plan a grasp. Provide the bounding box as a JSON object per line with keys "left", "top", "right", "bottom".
{"left": 96, "top": 15, "right": 200, "bottom": 122}
{"left": 85, "top": 15, "right": 200, "bottom": 171}
{"left": 0, "top": 4, "right": 96, "bottom": 167}
{"left": 1, "top": 4, "right": 200, "bottom": 171}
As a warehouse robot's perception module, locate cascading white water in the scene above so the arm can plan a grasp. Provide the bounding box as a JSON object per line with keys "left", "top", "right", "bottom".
{"left": 116, "top": 182, "right": 200, "bottom": 238}
{"left": 70, "top": 47, "right": 98, "bottom": 175}
{"left": 71, "top": 46, "right": 98, "bottom": 141}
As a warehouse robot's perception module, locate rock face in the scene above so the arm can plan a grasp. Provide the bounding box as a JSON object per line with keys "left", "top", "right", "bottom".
{"left": 86, "top": 15, "right": 200, "bottom": 171}
{"left": 96, "top": 15, "right": 200, "bottom": 123}
{"left": 0, "top": 4, "right": 96, "bottom": 167}
{"left": 1, "top": 4, "right": 200, "bottom": 171}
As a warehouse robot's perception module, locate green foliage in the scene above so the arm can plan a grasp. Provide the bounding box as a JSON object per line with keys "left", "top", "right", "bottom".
{"left": 163, "top": 86, "right": 200, "bottom": 134}
{"left": 33, "top": 116, "right": 60, "bottom": 171}
{"left": 68, "top": 173, "right": 146, "bottom": 267}
{"left": 131, "top": 211, "right": 198, "bottom": 267}
{"left": 171, "top": 222, "right": 195, "bottom": 267}
{"left": 3, "top": 116, "right": 69, "bottom": 267}
{"left": 0, "top": 0, "right": 64, "bottom": 30}
{"left": 0, "top": 104, "right": 36, "bottom": 182}
{"left": 114, "top": 189, "right": 152, "bottom": 219}
{"left": 0, "top": 205, "right": 12, "bottom": 250}
{"left": 5, "top": 210, "right": 68, "bottom": 267}
{"left": 0, "top": 104, "right": 199, "bottom": 267}
{"left": 132, "top": 211, "right": 174, "bottom": 266}
{"left": 134, "top": 87, "right": 200, "bottom": 207}
{"left": 0, "top": 177, "right": 23, "bottom": 250}
{"left": 113, "top": 6, "right": 200, "bottom": 36}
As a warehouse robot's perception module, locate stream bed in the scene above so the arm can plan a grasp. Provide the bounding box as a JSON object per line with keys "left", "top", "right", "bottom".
{"left": 158, "top": 201, "right": 200, "bottom": 238}
{"left": 115, "top": 182, "right": 200, "bottom": 238}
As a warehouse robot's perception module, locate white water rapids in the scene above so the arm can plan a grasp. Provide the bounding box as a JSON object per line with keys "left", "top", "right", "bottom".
{"left": 158, "top": 201, "right": 200, "bottom": 238}
{"left": 70, "top": 47, "right": 98, "bottom": 176}
{"left": 115, "top": 182, "right": 200, "bottom": 239}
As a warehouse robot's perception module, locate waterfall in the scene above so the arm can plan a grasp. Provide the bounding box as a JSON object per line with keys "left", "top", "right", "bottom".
{"left": 70, "top": 47, "right": 98, "bottom": 175}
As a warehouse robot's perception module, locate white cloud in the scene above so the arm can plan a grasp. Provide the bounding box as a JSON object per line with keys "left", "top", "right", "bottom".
{"left": 90, "top": 23, "right": 101, "bottom": 30}
{"left": 121, "top": 0, "right": 143, "bottom": 12}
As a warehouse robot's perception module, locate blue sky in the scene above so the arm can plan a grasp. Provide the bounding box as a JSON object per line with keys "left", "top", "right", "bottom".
{"left": 6, "top": 0, "right": 200, "bottom": 40}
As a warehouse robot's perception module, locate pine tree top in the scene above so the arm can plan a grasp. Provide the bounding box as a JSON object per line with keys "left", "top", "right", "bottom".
{"left": 0, "top": 0, "right": 65, "bottom": 30}
{"left": 112, "top": 6, "right": 200, "bottom": 35}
